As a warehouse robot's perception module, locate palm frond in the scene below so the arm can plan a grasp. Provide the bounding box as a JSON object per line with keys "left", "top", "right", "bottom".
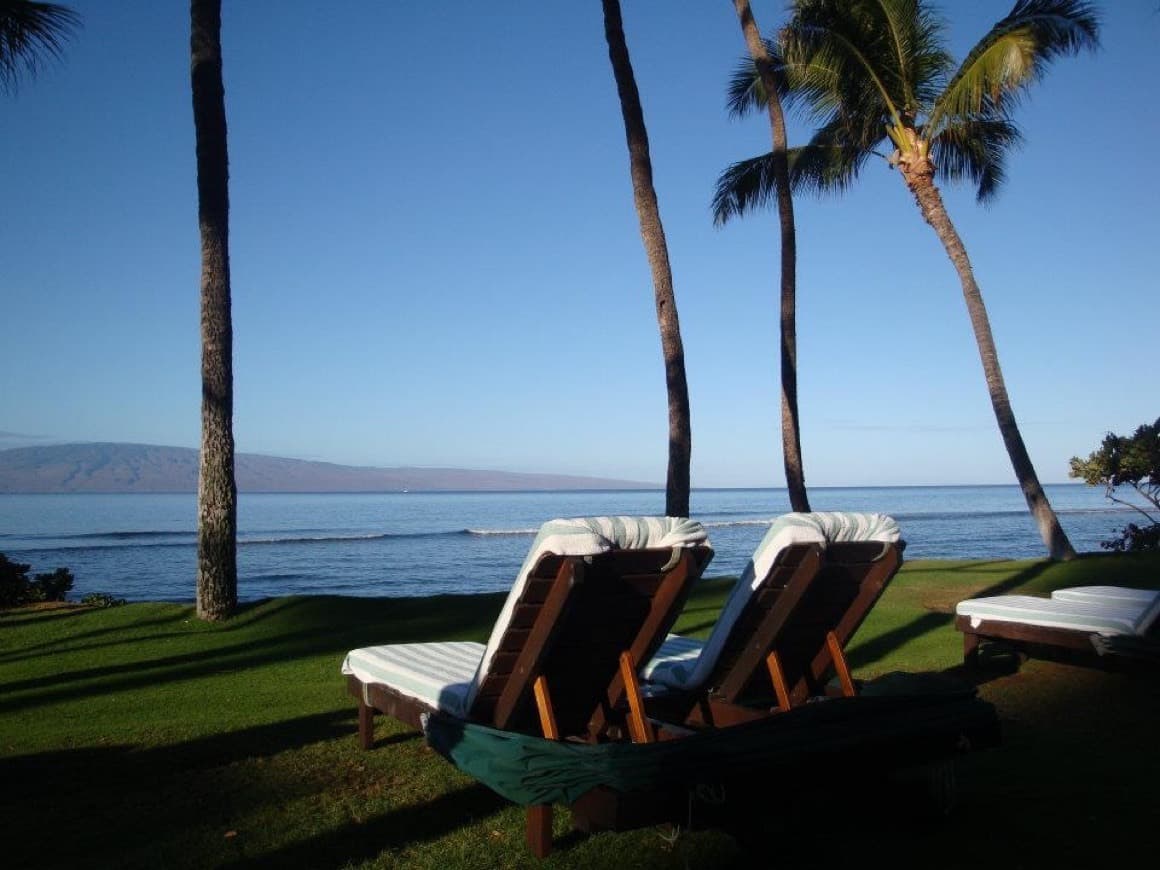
{"left": 930, "top": 111, "right": 1023, "bottom": 202}
{"left": 712, "top": 154, "right": 779, "bottom": 226}
{"left": 0, "top": 1, "right": 81, "bottom": 94}
{"left": 786, "top": 0, "right": 909, "bottom": 125}
{"left": 931, "top": 0, "right": 1099, "bottom": 131}
{"left": 725, "top": 39, "right": 793, "bottom": 120}
{"left": 712, "top": 120, "right": 869, "bottom": 225}
{"left": 787, "top": 138, "right": 869, "bottom": 198}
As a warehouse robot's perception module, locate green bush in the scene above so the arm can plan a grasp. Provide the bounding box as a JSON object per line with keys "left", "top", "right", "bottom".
{"left": 0, "top": 554, "right": 75, "bottom": 607}
{"left": 81, "top": 592, "right": 127, "bottom": 608}
{"left": 1070, "top": 417, "right": 1160, "bottom": 551}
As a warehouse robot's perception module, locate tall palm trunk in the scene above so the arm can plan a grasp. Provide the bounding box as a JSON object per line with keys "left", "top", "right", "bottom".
{"left": 601, "top": 0, "right": 691, "bottom": 518}
{"left": 732, "top": 0, "right": 809, "bottom": 512}
{"left": 191, "top": 0, "right": 238, "bottom": 618}
{"left": 900, "top": 155, "right": 1076, "bottom": 560}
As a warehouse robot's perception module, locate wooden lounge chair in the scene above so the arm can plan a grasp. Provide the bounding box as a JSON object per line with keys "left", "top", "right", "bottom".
{"left": 640, "top": 512, "right": 905, "bottom": 727}
{"left": 341, "top": 515, "right": 713, "bottom": 858}
{"left": 568, "top": 515, "right": 1000, "bottom": 840}
{"left": 955, "top": 585, "right": 1160, "bottom": 670}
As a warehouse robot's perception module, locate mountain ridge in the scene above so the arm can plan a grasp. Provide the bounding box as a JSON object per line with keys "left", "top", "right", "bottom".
{"left": 0, "top": 443, "right": 658, "bottom": 494}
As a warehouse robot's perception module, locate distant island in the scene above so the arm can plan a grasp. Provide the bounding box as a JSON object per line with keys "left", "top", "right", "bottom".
{"left": 0, "top": 443, "right": 657, "bottom": 494}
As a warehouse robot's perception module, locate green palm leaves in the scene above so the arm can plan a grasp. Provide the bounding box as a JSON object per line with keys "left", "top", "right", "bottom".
{"left": 714, "top": 0, "right": 1099, "bottom": 215}
{"left": 0, "top": 0, "right": 79, "bottom": 95}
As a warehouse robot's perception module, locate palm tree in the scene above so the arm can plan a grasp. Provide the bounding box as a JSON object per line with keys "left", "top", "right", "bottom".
{"left": 190, "top": 0, "right": 237, "bottom": 619}
{"left": 714, "top": 0, "right": 1099, "bottom": 560}
{"left": 728, "top": 0, "right": 810, "bottom": 512}
{"left": 601, "top": 0, "right": 692, "bottom": 518}
{"left": 0, "top": 0, "right": 79, "bottom": 95}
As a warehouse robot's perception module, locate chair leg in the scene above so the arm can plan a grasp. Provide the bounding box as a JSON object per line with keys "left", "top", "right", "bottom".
{"left": 357, "top": 700, "right": 375, "bottom": 750}
{"left": 765, "top": 651, "right": 791, "bottom": 711}
{"left": 825, "top": 631, "right": 857, "bottom": 697}
{"left": 963, "top": 632, "right": 981, "bottom": 667}
{"left": 527, "top": 804, "right": 553, "bottom": 857}
{"left": 618, "top": 652, "right": 655, "bottom": 744}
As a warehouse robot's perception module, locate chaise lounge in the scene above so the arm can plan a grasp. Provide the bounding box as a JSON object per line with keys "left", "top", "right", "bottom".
{"left": 341, "top": 515, "right": 714, "bottom": 857}
{"left": 640, "top": 511, "right": 905, "bottom": 726}
{"left": 955, "top": 584, "right": 1160, "bottom": 669}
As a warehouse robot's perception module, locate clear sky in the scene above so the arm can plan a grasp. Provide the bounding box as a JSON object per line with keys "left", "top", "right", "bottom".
{"left": 2, "top": 1, "right": 1156, "bottom": 488}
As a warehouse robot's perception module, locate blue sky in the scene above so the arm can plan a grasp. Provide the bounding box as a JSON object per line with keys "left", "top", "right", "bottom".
{"left": 2, "top": 1, "right": 1156, "bottom": 488}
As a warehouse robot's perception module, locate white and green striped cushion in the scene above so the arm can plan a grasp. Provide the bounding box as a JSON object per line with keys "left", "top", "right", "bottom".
{"left": 643, "top": 511, "right": 900, "bottom": 690}
{"left": 341, "top": 641, "right": 484, "bottom": 719}
{"left": 343, "top": 516, "right": 709, "bottom": 719}
{"left": 1051, "top": 585, "right": 1160, "bottom": 630}
{"left": 955, "top": 594, "right": 1155, "bottom": 636}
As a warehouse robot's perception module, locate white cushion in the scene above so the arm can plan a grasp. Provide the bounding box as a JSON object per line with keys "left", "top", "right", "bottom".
{"left": 341, "top": 641, "right": 484, "bottom": 718}
{"left": 955, "top": 595, "right": 1154, "bottom": 636}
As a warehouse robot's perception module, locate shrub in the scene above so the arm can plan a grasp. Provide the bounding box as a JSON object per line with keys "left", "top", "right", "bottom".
{"left": 1069, "top": 417, "right": 1160, "bottom": 551}
{"left": 0, "top": 554, "right": 75, "bottom": 607}
{"left": 81, "top": 592, "right": 127, "bottom": 608}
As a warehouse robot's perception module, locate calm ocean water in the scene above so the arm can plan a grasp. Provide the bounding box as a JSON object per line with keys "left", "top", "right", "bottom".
{"left": 0, "top": 485, "right": 1133, "bottom": 603}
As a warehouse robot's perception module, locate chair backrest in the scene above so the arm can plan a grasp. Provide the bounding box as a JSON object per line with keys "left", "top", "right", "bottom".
{"left": 466, "top": 516, "right": 713, "bottom": 739}
{"left": 699, "top": 512, "right": 903, "bottom": 706}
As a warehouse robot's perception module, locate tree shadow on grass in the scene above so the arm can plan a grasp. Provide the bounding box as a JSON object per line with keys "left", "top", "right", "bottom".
{"left": 224, "top": 783, "right": 508, "bottom": 869}
{"left": 0, "top": 596, "right": 502, "bottom": 717}
{"left": 0, "top": 704, "right": 506, "bottom": 870}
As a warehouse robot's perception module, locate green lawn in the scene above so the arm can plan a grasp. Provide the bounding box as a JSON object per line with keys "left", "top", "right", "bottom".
{"left": 2, "top": 551, "right": 1158, "bottom": 869}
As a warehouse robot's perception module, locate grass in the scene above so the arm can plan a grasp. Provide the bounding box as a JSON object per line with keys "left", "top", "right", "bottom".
{"left": 2, "top": 550, "right": 1158, "bottom": 869}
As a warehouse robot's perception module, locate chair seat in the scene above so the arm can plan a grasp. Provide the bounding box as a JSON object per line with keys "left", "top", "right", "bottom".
{"left": 1051, "top": 586, "right": 1159, "bottom": 609}
{"left": 641, "top": 633, "right": 706, "bottom": 689}
{"left": 955, "top": 595, "right": 1153, "bottom": 637}
{"left": 342, "top": 642, "right": 484, "bottom": 719}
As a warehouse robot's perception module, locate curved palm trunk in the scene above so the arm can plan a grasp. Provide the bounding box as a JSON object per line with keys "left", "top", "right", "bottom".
{"left": 602, "top": 0, "right": 691, "bottom": 518}
{"left": 191, "top": 0, "right": 238, "bottom": 618}
{"left": 900, "top": 157, "right": 1076, "bottom": 560}
{"left": 733, "top": 0, "right": 809, "bottom": 512}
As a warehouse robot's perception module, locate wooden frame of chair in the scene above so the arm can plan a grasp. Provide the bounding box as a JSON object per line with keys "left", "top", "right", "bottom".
{"left": 346, "top": 543, "right": 713, "bottom": 858}
{"left": 644, "top": 540, "right": 903, "bottom": 730}
{"left": 956, "top": 612, "right": 1158, "bottom": 672}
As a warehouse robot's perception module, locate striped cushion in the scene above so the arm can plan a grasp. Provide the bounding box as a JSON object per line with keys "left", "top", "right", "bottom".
{"left": 341, "top": 642, "right": 484, "bottom": 718}
{"left": 955, "top": 595, "right": 1154, "bottom": 636}
{"left": 1051, "top": 585, "right": 1160, "bottom": 630}
{"left": 644, "top": 511, "right": 900, "bottom": 690}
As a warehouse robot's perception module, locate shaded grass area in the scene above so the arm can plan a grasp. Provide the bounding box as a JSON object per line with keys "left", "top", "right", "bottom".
{"left": 2, "top": 551, "right": 1159, "bottom": 868}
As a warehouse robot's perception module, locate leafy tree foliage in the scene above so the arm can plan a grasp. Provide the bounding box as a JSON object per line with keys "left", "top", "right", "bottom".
{"left": 0, "top": 553, "right": 74, "bottom": 607}
{"left": 1070, "top": 418, "right": 1160, "bottom": 551}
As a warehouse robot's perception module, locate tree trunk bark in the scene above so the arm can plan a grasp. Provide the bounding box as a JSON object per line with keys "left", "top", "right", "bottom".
{"left": 601, "top": 0, "right": 692, "bottom": 518}
{"left": 900, "top": 156, "right": 1076, "bottom": 560}
{"left": 732, "top": 0, "right": 810, "bottom": 513}
{"left": 191, "top": 0, "right": 238, "bottom": 618}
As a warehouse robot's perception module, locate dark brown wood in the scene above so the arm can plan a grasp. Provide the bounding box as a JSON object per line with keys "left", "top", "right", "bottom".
{"left": 347, "top": 675, "right": 428, "bottom": 734}
{"left": 619, "top": 652, "right": 654, "bottom": 744}
{"left": 357, "top": 697, "right": 374, "bottom": 750}
{"left": 715, "top": 544, "right": 824, "bottom": 703}
{"left": 493, "top": 557, "right": 580, "bottom": 732}
{"left": 826, "top": 631, "right": 856, "bottom": 697}
{"left": 642, "top": 541, "right": 904, "bottom": 729}
{"left": 953, "top": 613, "right": 1156, "bottom": 672}
{"left": 526, "top": 804, "right": 553, "bottom": 858}
{"left": 766, "top": 651, "right": 790, "bottom": 711}
{"left": 347, "top": 544, "right": 714, "bottom": 857}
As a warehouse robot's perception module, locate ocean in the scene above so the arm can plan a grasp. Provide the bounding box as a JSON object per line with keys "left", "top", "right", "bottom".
{"left": 0, "top": 485, "right": 1131, "bottom": 604}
